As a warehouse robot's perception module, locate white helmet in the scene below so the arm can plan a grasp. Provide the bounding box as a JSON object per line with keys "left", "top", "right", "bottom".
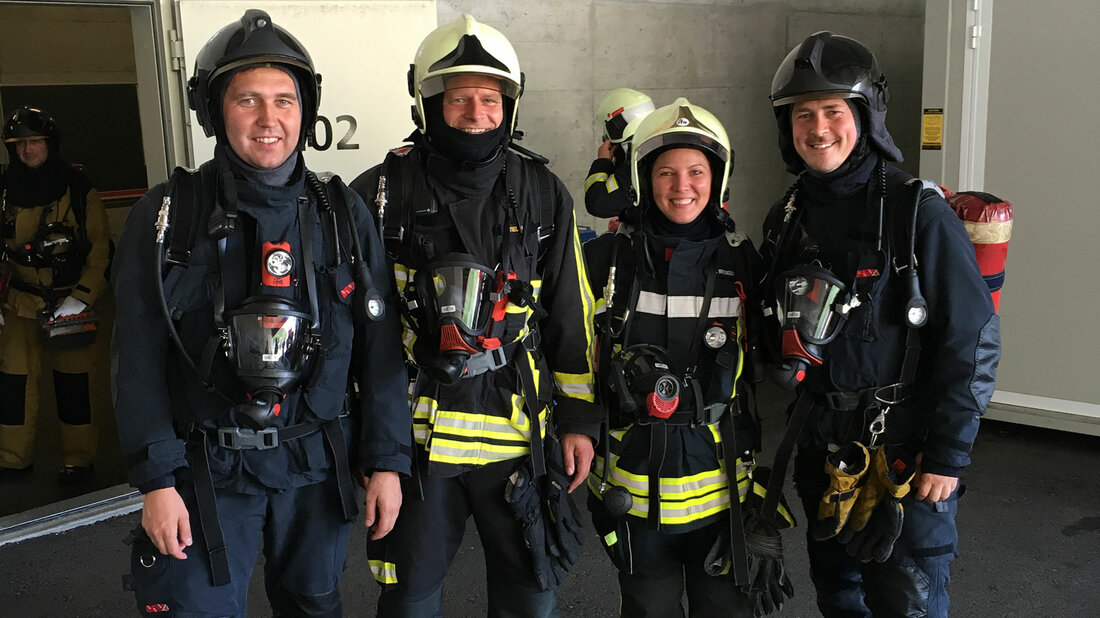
{"left": 596, "top": 88, "right": 655, "bottom": 144}
{"left": 630, "top": 97, "right": 733, "bottom": 209}
{"left": 409, "top": 14, "right": 523, "bottom": 133}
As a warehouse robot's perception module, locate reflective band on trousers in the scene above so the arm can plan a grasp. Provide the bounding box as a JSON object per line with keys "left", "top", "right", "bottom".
{"left": 369, "top": 559, "right": 397, "bottom": 584}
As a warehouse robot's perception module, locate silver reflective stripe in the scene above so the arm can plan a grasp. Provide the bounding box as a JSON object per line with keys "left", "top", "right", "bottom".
{"left": 636, "top": 291, "right": 742, "bottom": 318}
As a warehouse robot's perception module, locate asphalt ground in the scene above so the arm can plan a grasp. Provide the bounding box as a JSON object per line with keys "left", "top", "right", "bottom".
{"left": 2, "top": 381, "right": 1098, "bottom": 616}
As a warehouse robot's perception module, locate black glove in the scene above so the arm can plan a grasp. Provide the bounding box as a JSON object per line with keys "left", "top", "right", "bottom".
{"left": 743, "top": 514, "right": 795, "bottom": 617}
{"left": 842, "top": 496, "right": 903, "bottom": 563}
{"left": 542, "top": 439, "right": 584, "bottom": 584}
{"left": 739, "top": 466, "right": 796, "bottom": 617}
{"left": 504, "top": 462, "right": 555, "bottom": 590}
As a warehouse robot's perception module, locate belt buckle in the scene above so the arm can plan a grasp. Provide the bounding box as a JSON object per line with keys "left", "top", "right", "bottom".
{"left": 217, "top": 427, "right": 278, "bottom": 450}
{"left": 824, "top": 391, "right": 854, "bottom": 411}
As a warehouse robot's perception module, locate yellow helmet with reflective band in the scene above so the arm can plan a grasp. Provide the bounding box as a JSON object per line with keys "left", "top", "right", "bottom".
{"left": 630, "top": 97, "right": 732, "bottom": 207}
{"left": 596, "top": 88, "right": 655, "bottom": 144}
{"left": 409, "top": 14, "right": 523, "bottom": 133}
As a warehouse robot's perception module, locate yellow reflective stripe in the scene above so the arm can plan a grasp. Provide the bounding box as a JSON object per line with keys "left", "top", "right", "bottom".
{"left": 585, "top": 172, "right": 610, "bottom": 191}
{"left": 562, "top": 222, "right": 599, "bottom": 400}
{"left": 369, "top": 559, "right": 397, "bottom": 584}
{"left": 429, "top": 438, "right": 531, "bottom": 465}
{"left": 603, "top": 531, "right": 618, "bottom": 547}
{"left": 594, "top": 297, "right": 607, "bottom": 314}
{"left": 430, "top": 409, "right": 532, "bottom": 441}
{"left": 393, "top": 264, "right": 413, "bottom": 291}
{"left": 555, "top": 371, "right": 596, "bottom": 398}
{"left": 606, "top": 174, "right": 620, "bottom": 193}
{"left": 412, "top": 394, "right": 542, "bottom": 464}
{"left": 591, "top": 446, "right": 753, "bottom": 524}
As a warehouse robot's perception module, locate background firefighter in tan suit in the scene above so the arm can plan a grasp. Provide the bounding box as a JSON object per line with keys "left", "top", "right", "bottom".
{"left": 0, "top": 106, "right": 110, "bottom": 484}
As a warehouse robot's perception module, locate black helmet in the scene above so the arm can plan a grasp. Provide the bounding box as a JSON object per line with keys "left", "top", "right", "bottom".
{"left": 770, "top": 31, "right": 901, "bottom": 172}
{"left": 3, "top": 106, "right": 60, "bottom": 157}
{"left": 771, "top": 31, "right": 888, "bottom": 111}
{"left": 186, "top": 9, "right": 321, "bottom": 147}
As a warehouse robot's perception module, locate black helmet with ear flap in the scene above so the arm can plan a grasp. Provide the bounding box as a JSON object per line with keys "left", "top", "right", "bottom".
{"left": 186, "top": 9, "right": 321, "bottom": 148}
{"left": 770, "top": 31, "right": 902, "bottom": 172}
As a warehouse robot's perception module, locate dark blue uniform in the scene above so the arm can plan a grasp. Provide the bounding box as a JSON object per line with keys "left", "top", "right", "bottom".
{"left": 762, "top": 154, "right": 1001, "bottom": 617}
{"left": 112, "top": 158, "right": 411, "bottom": 615}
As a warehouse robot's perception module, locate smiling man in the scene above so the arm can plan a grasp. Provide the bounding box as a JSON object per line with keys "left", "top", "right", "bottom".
{"left": 350, "top": 14, "right": 600, "bottom": 617}
{"left": 112, "top": 10, "right": 410, "bottom": 615}
{"left": 760, "top": 32, "right": 1000, "bottom": 618}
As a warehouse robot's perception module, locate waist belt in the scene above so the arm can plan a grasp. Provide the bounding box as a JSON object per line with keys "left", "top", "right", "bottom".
{"left": 186, "top": 415, "right": 359, "bottom": 588}
{"left": 12, "top": 279, "right": 72, "bottom": 302}
{"left": 204, "top": 421, "right": 323, "bottom": 450}
{"left": 464, "top": 329, "right": 539, "bottom": 378}
{"left": 639, "top": 401, "right": 728, "bottom": 427}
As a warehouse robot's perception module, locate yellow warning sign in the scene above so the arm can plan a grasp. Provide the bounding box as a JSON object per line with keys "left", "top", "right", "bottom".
{"left": 922, "top": 108, "right": 943, "bottom": 150}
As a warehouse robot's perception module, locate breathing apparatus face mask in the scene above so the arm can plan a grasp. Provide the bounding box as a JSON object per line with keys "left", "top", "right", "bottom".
{"left": 770, "top": 265, "right": 857, "bottom": 390}
{"left": 610, "top": 344, "right": 681, "bottom": 420}
{"left": 224, "top": 295, "right": 315, "bottom": 428}
{"left": 411, "top": 254, "right": 498, "bottom": 386}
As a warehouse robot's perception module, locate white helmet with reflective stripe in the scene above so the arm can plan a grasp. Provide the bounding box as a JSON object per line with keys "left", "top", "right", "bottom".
{"left": 630, "top": 97, "right": 732, "bottom": 208}
{"left": 409, "top": 14, "right": 523, "bottom": 133}
{"left": 596, "top": 88, "right": 655, "bottom": 144}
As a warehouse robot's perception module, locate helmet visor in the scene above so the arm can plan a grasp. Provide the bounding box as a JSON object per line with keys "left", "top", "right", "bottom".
{"left": 634, "top": 132, "right": 729, "bottom": 168}
{"left": 776, "top": 267, "right": 848, "bottom": 344}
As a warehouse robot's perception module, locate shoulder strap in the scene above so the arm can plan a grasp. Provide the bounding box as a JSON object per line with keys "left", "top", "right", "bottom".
{"left": 514, "top": 152, "right": 556, "bottom": 250}
{"left": 164, "top": 163, "right": 216, "bottom": 268}
{"left": 67, "top": 174, "right": 89, "bottom": 240}
{"left": 378, "top": 148, "right": 430, "bottom": 263}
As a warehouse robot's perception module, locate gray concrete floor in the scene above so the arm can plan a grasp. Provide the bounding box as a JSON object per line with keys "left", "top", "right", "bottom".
{"left": 2, "top": 381, "right": 1098, "bottom": 616}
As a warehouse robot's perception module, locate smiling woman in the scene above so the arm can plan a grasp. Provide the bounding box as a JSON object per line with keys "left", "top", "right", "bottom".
{"left": 221, "top": 66, "right": 302, "bottom": 170}
{"left": 649, "top": 147, "right": 712, "bottom": 224}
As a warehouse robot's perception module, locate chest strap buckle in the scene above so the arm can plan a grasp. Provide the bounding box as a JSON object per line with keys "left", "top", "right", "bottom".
{"left": 217, "top": 427, "right": 278, "bottom": 450}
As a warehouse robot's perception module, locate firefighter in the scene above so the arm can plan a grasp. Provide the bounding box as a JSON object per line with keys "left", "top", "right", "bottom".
{"left": 0, "top": 106, "right": 110, "bottom": 484}
{"left": 585, "top": 98, "right": 795, "bottom": 617}
{"left": 584, "top": 88, "right": 655, "bottom": 220}
{"left": 349, "top": 14, "right": 601, "bottom": 617}
{"left": 112, "top": 10, "right": 410, "bottom": 614}
{"left": 760, "top": 31, "right": 1000, "bottom": 617}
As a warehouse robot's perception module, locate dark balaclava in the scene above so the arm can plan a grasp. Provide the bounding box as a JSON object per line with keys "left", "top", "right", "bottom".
{"left": 641, "top": 146, "right": 727, "bottom": 242}
{"left": 212, "top": 64, "right": 305, "bottom": 186}
{"left": 423, "top": 93, "right": 514, "bottom": 164}
{"left": 2, "top": 138, "right": 71, "bottom": 208}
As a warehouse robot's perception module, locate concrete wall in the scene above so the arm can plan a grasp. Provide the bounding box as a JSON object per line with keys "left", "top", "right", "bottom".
{"left": 435, "top": 0, "right": 925, "bottom": 242}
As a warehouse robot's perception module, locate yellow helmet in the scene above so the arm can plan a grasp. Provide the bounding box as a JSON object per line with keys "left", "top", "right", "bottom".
{"left": 596, "top": 88, "right": 655, "bottom": 144}
{"left": 630, "top": 97, "right": 732, "bottom": 208}
{"left": 409, "top": 14, "right": 523, "bottom": 133}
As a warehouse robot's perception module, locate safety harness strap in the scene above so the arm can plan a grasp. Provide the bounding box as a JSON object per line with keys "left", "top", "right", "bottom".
{"left": 516, "top": 348, "right": 546, "bottom": 478}
{"left": 646, "top": 424, "right": 667, "bottom": 530}
{"left": 719, "top": 409, "right": 750, "bottom": 586}
{"left": 186, "top": 430, "right": 231, "bottom": 587}
{"left": 321, "top": 416, "right": 360, "bottom": 522}
{"left": 760, "top": 390, "right": 813, "bottom": 525}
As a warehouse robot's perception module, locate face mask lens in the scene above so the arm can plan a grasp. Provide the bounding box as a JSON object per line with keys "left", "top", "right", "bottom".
{"left": 225, "top": 298, "right": 313, "bottom": 379}
{"left": 424, "top": 259, "right": 495, "bottom": 336}
{"left": 778, "top": 267, "right": 848, "bottom": 344}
